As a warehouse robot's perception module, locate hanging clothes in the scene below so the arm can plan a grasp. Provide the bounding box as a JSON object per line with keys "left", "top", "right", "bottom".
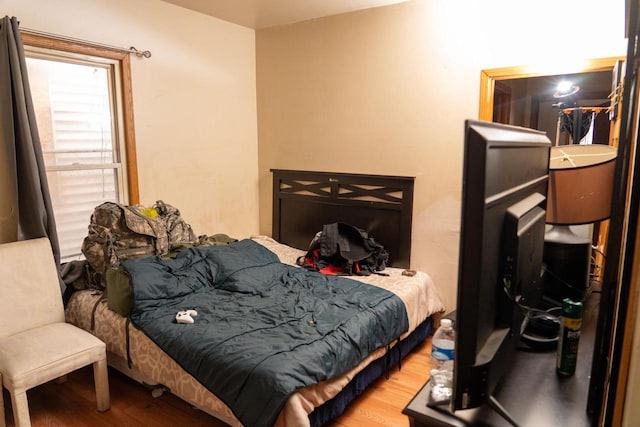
{"left": 579, "top": 112, "right": 596, "bottom": 144}
{"left": 560, "top": 107, "right": 593, "bottom": 143}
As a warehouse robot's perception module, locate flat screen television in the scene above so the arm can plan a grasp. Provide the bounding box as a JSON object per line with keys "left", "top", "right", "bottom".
{"left": 437, "top": 120, "right": 551, "bottom": 424}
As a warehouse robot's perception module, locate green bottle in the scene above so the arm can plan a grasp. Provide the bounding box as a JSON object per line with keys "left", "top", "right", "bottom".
{"left": 557, "top": 298, "right": 583, "bottom": 376}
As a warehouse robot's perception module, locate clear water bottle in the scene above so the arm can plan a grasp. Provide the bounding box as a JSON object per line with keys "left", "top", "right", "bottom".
{"left": 430, "top": 318, "right": 455, "bottom": 401}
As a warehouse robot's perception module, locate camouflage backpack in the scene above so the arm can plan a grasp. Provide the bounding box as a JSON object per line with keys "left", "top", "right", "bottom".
{"left": 81, "top": 200, "right": 197, "bottom": 287}
{"left": 153, "top": 200, "right": 197, "bottom": 245}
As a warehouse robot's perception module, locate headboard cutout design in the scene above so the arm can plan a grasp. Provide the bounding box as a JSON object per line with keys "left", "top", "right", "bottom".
{"left": 271, "top": 169, "right": 414, "bottom": 268}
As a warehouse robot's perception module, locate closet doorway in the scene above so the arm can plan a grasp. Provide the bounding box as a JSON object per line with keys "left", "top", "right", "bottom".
{"left": 478, "top": 57, "right": 623, "bottom": 125}
{"left": 478, "top": 56, "right": 627, "bottom": 427}
{"left": 479, "top": 58, "right": 622, "bottom": 145}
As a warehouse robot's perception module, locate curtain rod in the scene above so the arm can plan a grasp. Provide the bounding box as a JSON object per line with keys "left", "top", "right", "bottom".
{"left": 20, "top": 27, "right": 152, "bottom": 58}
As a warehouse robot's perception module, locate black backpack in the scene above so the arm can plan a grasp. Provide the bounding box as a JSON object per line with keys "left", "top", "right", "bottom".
{"left": 297, "top": 223, "right": 389, "bottom": 276}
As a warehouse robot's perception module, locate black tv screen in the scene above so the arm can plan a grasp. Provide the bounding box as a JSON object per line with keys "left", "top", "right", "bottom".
{"left": 451, "top": 120, "right": 550, "bottom": 418}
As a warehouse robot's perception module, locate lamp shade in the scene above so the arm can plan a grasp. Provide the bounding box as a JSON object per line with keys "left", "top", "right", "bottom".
{"left": 546, "top": 144, "right": 617, "bottom": 225}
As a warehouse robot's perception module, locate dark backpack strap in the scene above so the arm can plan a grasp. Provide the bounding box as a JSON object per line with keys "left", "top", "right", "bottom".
{"left": 125, "top": 317, "right": 133, "bottom": 369}
{"left": 90, "top": 293, "right": 107, "bottom": 331}
{"left": 298, "top": 233, "right": 323, "bottom": 271}
{"left": 384, "top": 343, "right": 391, "bottom": 380}
{"left": 319, "top": 222, "right": 340, "bottom": 258}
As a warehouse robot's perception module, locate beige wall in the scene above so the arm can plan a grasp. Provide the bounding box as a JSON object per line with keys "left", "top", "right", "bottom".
{"left": 256, "top": 0, "right": 627, "bottom": 310}
{"left": 1, "top": 0, "right": 260, "bottom": 239}
{"left": 1, "top": 0, "right": 637, "bottom": 421}
{"left": 1, "top": 0, "right": 628, "bottom": 309}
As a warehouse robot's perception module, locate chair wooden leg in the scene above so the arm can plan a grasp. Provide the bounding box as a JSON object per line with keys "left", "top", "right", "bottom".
{"left": 93, "top": 359, "right": 110, "bottom": 412}
{"left": 10, "top": 390, "right": 31, "bottom": 427}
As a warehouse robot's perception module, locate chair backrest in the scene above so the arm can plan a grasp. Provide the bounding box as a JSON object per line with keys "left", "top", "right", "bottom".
{"left": 0, "top": 238, "right": 65, "bottom": 338}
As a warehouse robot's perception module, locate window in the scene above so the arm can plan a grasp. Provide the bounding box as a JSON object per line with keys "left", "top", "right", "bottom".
{"left": 22, "top": 33, "right": 139, "bottom": 261}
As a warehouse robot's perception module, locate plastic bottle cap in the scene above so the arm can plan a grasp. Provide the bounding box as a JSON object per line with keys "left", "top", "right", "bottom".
{"left": 562, "top": 298, "right": 583, "bottom": 318}
{"left": 440, "top": 318, "right": 452, "bottom": 328}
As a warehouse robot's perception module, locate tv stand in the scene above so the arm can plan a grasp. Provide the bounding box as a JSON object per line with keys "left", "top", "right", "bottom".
{"left": 487, "top": 395, "right": 519, "bottom": 427}
{"left": 423, "top": 384, "right": 519, "bottom": 426}
{"left": 403, "top": 293, "right": 599, "bottom": 427}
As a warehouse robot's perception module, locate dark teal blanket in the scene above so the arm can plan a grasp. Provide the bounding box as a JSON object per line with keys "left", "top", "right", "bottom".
{"left": 124, "top": 239, "right": 408, "bottom": 427}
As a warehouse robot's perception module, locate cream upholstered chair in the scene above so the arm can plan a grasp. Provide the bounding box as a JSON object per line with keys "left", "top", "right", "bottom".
{"left": 0, "top": 238, "right": 110, "bottom": 427}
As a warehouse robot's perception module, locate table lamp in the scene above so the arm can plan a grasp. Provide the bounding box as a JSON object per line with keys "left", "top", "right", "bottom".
{"left": 543, "top": 144, "right": 617, "bottom": 305}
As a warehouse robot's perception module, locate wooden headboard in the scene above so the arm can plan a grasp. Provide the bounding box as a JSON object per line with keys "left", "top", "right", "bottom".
{"left": 271, "top": 169, "right": 415, "bottom": 268}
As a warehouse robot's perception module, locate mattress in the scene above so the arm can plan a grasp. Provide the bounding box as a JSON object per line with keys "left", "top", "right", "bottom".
{"left": 65, "top": 236, "right": 445, "bottom": 426}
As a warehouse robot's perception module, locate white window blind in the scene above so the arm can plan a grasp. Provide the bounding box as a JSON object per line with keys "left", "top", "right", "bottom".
{"left": 26, "top": 51, "right": 128, "bottom": 261}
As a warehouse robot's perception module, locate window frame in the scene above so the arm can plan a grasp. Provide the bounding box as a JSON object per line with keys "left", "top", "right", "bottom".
{"left": 22, "top": 32, "right": 140, "bottom": 205}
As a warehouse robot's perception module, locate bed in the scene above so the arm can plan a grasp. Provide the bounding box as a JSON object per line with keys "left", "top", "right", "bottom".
{"left": 64, "top": 170, "right": 445, "bottom": 426}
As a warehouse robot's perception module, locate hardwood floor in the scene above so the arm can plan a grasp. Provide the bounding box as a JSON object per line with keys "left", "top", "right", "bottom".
{"left": 2, "top": 338, "right": 432, "bottom": 427}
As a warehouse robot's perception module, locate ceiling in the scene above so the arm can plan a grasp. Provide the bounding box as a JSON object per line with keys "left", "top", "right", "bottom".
{"left": 160, "top": 0, "right": 409, "bottom": 29}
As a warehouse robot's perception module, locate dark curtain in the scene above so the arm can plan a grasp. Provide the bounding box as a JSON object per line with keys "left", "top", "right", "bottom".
{"left": 0, "top": 16, "right": 63, "bottom": 286}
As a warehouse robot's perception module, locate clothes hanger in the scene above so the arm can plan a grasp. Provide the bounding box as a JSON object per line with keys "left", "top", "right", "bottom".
{"left": 561, "top": 106, "right": 611, "bottom": 114}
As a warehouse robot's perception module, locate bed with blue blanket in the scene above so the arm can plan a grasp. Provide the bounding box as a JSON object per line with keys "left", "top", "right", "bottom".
{"left": 127, "top": 238, "right": 408, "bottom": 427}
{"left": 65, "top": 170, "right": 446, "bottom": 426}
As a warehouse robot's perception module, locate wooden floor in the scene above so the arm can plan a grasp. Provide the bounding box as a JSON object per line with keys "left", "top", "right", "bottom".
{"left": 2, "top": 338, "right": 431, "bottom": 427}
